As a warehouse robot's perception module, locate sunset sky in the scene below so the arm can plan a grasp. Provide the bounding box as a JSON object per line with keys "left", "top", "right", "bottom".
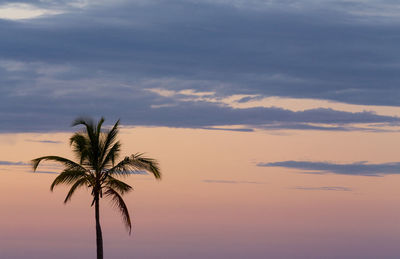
{"left": 1, "top": 1, "right": 400, "bottom": 258}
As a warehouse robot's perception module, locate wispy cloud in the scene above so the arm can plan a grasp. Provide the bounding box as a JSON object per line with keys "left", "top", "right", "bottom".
{"left": 200, "top": 127, "right": 254, "bottom": 132}
{"left": 32, "top": 170, "right": 59, "bottom": 174}
{"left": 118, "top": 170, "right": 148, "bottom": 175}
{"left": 293, "top": 186, "right": 352, "bottom": 191}
{"left": 0, "top": 3, "right": 62, "bottom": 20}
{"left": 258, "top": 123, "right": 394, "bottom": 132}
{"left": 0, "top": 160, "right": 28, "bottom": 166}
{"left": 25, "top": 139, "right": 62, "bottom": 144}
{"left": 259, "top": 161, "right": 400, "bottom": 176}
{"left": 202, "top": 179, "right": 264, "bottom": 184}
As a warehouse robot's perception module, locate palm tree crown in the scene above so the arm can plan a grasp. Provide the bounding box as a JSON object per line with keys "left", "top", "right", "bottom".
{"left": 32, "top": 117, "right": 161, "bottom": 258}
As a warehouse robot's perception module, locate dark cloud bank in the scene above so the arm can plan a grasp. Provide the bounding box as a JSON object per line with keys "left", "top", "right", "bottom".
{"left": 0, "top": 98, "right": 398, "bottom": 132}
{"left": 1, "top": 1, "right": 400, "bottom": 131}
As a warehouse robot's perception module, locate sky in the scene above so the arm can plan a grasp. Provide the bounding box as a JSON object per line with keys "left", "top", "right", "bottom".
{"left": 2, "top": 127, "right": 400, "bottom": 259}
{"left": 2, "top": 1, "right": 400, "bottom": 258}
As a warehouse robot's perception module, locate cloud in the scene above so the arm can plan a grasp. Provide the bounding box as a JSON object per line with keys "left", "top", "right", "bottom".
{"left": 0, "top": 92, "right": 399, "bottom": 132}
{"left": 0, "top": 0, "right": 112, "bottom": 13}
{"left": 259, "top": 160, "right": 400, "bottom": 176}
{"left": 25, "top": 139, "right": 62, "bottom": 144}
{"left": 121, "top": 104, "right": 400, "bottom": 128}
{"left": 1, "top": 1, "right": 400, "bottom": 131}
{"left": 32, "top": 170, "right": 59, "bottom": 174}
{"left": 124, "top": 170, "right": 148, "bottom": 175}
{"left": 293, "top": 186, "right": 352, "bottom": 191}
{"left": 0, "top": 3, "right": 62, "bottom": 20}
{"left": 202, "top": 179, "right": 264, "bottom": 184}
{"left": 259, "top": 123, "right": 394, "bottom": 132}
{"left": 0, "top": 160, "right": 28, "bottom": 165}
{"left": 200, "top": 127, "right": 254, "bottom": 132}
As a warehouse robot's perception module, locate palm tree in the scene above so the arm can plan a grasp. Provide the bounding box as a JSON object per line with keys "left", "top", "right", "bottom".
{"left": 32, "top": 117, "right": 161, "bottom": 259}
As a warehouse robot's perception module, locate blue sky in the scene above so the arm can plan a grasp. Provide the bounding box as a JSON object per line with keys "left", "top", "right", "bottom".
{"left": 1, "top": 0, "right": 400, "bottom": 132}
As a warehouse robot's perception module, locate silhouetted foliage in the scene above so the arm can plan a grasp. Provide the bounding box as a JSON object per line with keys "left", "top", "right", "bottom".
{"left": 32, "top": 117, "right": 161, "bottom": 259}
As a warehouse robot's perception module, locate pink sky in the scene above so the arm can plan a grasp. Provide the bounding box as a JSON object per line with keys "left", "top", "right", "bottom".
{"left": 1, "top": 127, "right": 400, "bottom": 258}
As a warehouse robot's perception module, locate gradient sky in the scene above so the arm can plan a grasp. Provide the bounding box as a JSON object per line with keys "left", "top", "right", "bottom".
{"left": 1, "top": 1, "right": 400, "bottom": 258}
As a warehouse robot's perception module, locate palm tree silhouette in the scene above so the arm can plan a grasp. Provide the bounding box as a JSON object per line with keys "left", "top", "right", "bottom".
{"left": 32, "top": 117, "right": 161, "bottom": 259}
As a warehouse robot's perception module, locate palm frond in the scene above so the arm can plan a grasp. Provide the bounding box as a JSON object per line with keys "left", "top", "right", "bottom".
{"left": 96, "top": 117, "right": 105, "bottom": 137}
{"left": 70, "top": 133, "right": 90, "bottom": 165}
{"left": 101, "top": 141, "right": 121, "bottom": 168}
{"left": 72, "top": 117, "right": 101, "bottom": 171}
{"left": 50, "top": 169, "right": 88, "bottom": 191}
{"left": 104, "top": 187, "right": 132, "bottom": 234}
{"left": 64, "top": 177, "right": 89, "bottom": 203}
{"left": 72, "top": 117, "right": 96, "bottom": 146}
{"left": 72, "top": 117, "right": 95, "bottom": 145}
{"left": 134, "top": 153, "right": 161, "bottom": 179}
{"left": 100, "top": 120, "right": 120, "bottom": 167}
{"left": 107, "top": 153, "right": 161, "bottom": 179}
{"left": 72, "top": 117, "right": 95, "bottom": 128}
{"left": 32, "top": 156, "right": 86, "bottom": 172}
{"left": 106, "top": 156, "right": 131, "bottom": 175}
{"left": 104, "top": 176, "right": 133, "bottom": 194}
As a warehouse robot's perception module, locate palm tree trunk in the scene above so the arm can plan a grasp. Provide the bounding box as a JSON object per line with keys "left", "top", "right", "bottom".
{"left": 95, "top": 195, "right": 103, "bottom": 259}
